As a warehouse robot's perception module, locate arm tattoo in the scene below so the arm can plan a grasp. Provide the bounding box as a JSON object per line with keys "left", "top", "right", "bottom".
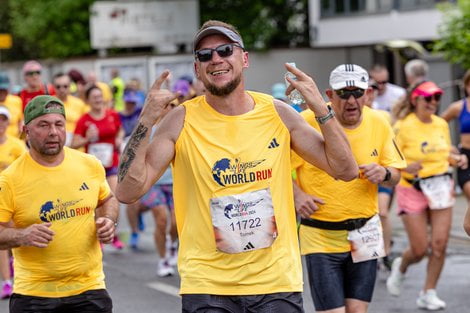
{"left": 118, "top": 123, "right": 149, "bottom": 182}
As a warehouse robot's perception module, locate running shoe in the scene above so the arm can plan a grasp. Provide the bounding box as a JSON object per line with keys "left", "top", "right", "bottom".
{"left": 416, "top": 289, "right": 446, "bottom": 310}
{"left": 112, "top": 235, "right": 125, "bottom": 250}
{"left": 129, "top": 232, "right": 139, "bottom": 250}
{"left": 1, "top": 281, "right": 12, "bottom": 299}
{"left": 386, "top": 257, "right": 405, "bottom": 296}
{"left": 156, "top": 259, "right": 175, "bottom": 277}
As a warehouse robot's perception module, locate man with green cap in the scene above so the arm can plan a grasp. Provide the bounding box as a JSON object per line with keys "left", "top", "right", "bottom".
{"left": 0, "top": 95, "right": 118, "bottom": 312}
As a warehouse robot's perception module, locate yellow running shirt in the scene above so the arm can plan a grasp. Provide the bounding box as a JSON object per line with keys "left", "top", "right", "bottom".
{"left": 0, "top": 94, "right": 23, "bottom": 138}
{"left": 174, "top": 92, "right": 302, "bottom": 295}
{"left": 0, "top": 147, "right": 111, "bottom": 297}
{"left": 293, "top": 106, "right": 406, "bottom": 254}
{"left": 393, "top": 113, "right": 451, "bottom": 186}
{"left": 0, "top": 136, "right": 26, "bottom": 171}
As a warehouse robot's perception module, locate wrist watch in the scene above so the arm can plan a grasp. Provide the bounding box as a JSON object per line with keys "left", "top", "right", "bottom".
{"left": 383, "top": 167, "right": 391, "bottom": 182}
{"left": 315, "top": 105, "right": 335, "bottom": 125}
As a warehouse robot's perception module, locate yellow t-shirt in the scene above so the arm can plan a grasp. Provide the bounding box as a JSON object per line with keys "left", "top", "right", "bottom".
{"left": 0, "top": 94, "right": 23, "bottom": 138}
{"left": 294, "top": 106, "right": 406, "bottom": 254}
{"left": 0, "top": 136, "right": 26, "bottom": 171}
{"left": 0, "top": 147, "right": 111, "bottom": 297}
{"left": 174, "top": 92, "right": 302, "bottom": 295}
{"left": 63, "top": 95, "right": 89, "bottom": 134}
{"left": 394, "top": 113, "right": 451, "bottom": 186}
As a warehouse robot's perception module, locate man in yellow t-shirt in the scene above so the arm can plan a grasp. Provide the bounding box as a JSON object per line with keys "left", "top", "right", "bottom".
{"left": 293, "top": 64, "right": 406, "bottom": 313}
{"left": 0, "top": 95, "right": 119, "bottom": 313}
{"left": 0, "top": 72, "right": 23, "bottom": 138}
{"left": 53, "top": 72, "right": 88, "bottom": 146}
{"left": 116, "top": 21, "right": 358, "bottom": 312}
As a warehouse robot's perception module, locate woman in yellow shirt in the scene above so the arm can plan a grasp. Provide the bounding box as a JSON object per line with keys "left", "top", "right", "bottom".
{"left": 386, "top": 81, "right": 467, "bottom": 310}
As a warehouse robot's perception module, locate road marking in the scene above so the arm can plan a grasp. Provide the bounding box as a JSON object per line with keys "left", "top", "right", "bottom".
{"left": 147, "top": 281, "right": 181, "bottom": 298}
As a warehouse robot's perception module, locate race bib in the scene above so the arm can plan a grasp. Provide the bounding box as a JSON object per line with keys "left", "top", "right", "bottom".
{"left": 210, "top": 188, "right": 278, "bottom": 254}
{"left": 348, "top": 214, "right": 385, "bottom": 263}
{"left": 419, "top": 174, "right": 455, "bottom": 210}
{"left": 88, "top": 143, "right": 114, "bottom": 168}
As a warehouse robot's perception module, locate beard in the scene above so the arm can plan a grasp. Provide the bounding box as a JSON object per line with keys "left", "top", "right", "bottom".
{"left": 205, "top": 74, "right": 242, "bottom": 97}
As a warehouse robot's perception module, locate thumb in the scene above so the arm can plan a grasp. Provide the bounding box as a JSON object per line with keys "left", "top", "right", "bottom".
{"left": 95, "top": 217, "right": 106, "bottom": 226}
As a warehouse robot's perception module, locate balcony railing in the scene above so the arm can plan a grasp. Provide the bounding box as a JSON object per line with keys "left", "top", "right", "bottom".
{"left": 320, "top": 0, "right": 456, "bottom": 18}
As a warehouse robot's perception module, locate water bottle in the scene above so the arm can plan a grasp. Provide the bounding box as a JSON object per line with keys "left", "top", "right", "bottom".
{"left": 284, "top": 62, "right": 305, "bottom": 105}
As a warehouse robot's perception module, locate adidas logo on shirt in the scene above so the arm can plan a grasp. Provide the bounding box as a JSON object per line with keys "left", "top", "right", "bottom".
{"left": 79, "top": 182, "right": 90, "bottom": 191}
{"left": 244, "top": 242, "right": 255, "bottom": 251}
{"left": 370, "top": 149, "right": 378, "bottom": 157}
{"left": 268, "top": 138, "right": 280, "bottom": 149}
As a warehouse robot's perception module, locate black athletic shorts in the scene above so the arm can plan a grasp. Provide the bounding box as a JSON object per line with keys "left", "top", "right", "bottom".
{"left": 9, "top": 289, "right": 113, "bottom": 313}
{"left": 182, "top": 292, "right": 304, "bottom": 313}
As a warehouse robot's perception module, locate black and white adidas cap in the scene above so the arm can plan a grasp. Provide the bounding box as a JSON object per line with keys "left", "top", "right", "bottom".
{"left": 329, "top": 64, "right": 369, "bottom": 90}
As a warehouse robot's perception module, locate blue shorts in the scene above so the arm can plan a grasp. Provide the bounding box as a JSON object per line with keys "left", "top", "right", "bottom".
{"left": 378, "top": 185, "right": 393, "bottom": 195}
{"left": 305, "top": 252, "right": 377, "bottom": 311}
{"left": 140, "top": 184, "right": 173, "bottom": 210}
{"left": 105, "top": 166, "right": 118, "bottom": 177}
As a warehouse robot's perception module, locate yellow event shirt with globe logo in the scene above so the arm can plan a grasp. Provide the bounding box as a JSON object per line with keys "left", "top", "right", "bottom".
{"left": 174, "top": 92, "right": 302, "bottom": 295}
{"left": 0, "top": 147, "right": 111, "bottom": 297}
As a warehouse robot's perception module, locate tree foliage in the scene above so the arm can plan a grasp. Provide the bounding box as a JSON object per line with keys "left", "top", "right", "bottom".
{"left": 200, "top": 0, "right": 309, "bottom": 50}
{"left": 8, "top": 0, "right": 95, "bottom": 59}
{"left": 433, "top": 0, "right": 470, "bottom": 69}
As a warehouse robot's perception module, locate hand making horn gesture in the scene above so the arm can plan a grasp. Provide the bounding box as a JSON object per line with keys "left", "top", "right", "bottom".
{"left": 140, "top": 70, "right": 179, "bottom": 125}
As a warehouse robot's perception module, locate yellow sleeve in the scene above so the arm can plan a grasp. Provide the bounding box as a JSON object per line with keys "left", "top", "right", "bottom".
{"left": 380, "top": 123, "right": 407, "bottom": 169}
{"left": 0, "top": 176, "right": 14, "bottom": 223}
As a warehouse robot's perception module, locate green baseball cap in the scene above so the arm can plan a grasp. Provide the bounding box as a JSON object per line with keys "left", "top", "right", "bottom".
{"left": 24, "top": 95, "right": 66, "bottom": 125}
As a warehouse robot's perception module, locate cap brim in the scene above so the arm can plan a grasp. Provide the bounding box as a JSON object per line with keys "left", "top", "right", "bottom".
{"left": 331, "top": 81, "right": 368, "bottom": 90}
{"left": 193, "top": 26, "right": 244, "bottom": 52}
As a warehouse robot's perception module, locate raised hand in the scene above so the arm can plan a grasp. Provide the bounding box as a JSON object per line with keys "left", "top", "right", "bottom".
{"left": 140, "top": 71, "right": 179, "bottom": 125}
{"left": 284, "top": 63, "right": 326, "bottom": 113}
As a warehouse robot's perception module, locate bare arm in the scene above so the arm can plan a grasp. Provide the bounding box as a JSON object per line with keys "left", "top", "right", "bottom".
{"left": 292, "top": 180, "right": 325, "bottom": 218}
{"left": 0, "top": 222, "right": 54, "bottom": 250}
{"left": 282, "top": 63, "right": 358, "bottom": 181}
{"left": 440, "top": 100, "right": 462, "bottom": 122}
{"left": 95, "top": 194, "right": 119, "bottom": 244}
{"left": 115, "top": 71, "right": 182, "bottom": 203}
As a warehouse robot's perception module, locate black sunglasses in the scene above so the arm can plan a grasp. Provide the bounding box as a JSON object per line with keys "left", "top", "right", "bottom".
{"left": 195, "top": 43, "right": 244, "bottom": 62}
{"left": 25, "top": 71, "right": 41, "bottom": 76}
{"left": 423, "top": 94, "right": 441, "bottom": 102}
{"left": 335, "top": 88, "right": 365, "bottom": 100}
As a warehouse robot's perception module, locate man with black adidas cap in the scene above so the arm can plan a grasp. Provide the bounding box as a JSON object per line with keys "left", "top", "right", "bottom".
{"left": 117, "top": 20, "right": 358, "bottom": 312}
{"left": 292, "top": 64, "right": 406, "bottom": 313}
{"left": 0, "top": 95, "right": 118, "bottom": 312}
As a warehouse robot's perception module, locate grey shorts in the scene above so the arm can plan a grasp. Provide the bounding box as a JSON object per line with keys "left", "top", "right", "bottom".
{"left": 182, "top": 292, "right": 304, "bottom": 313}
{"left": 305, "top": 252, "right": 377, "bottom": 311}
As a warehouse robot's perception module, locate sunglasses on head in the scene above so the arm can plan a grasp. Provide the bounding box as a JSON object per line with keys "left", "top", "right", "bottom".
{"left": 25, "top": 71, "right": 41, "bottom": 76}
{"left": 422, "top": 93, "right": 441, "bottom": 102}
{"left": 195, "top": 43, "right": 244, "bottom": 62}
{"left": 335, "top": 88, "right": 365, "bottom": 100}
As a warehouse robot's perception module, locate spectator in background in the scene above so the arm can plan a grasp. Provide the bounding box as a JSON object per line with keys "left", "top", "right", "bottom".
{"left": 0, "top": 73, "right": 23, "bottom": 138}
{"left": 369, "top": 64, "right": 405, "bottom": 112}
{"left": 53, "top": 73, "right": 88, "bottom": 146}
{"left": 67, "top": 69, "right": 87, "bottom": 101}
{"left": 72, "top": 85, "right": 125, "bottom": 250}
{"left": 109, "top": 68, "right": 125, "bottom": 112}
{"left": 87, "top": 71, "right": 113, "bottom": 107}
{"left": 0, "top": 106, "right": 26, "bottom": 300}
{"left": 119, "top": 92, "right": 142, "bottom": 138}
{"left": 19, "top": 60, "right": 55, "bottom": 110}
{"left": 172, "top": 78, "right": 192, "bottom": 104}
{"left": 125, "top": 78, "right": 146, "bottom": 108}
{"left": 404, "top": 59, "right": 429, "bottom": 86}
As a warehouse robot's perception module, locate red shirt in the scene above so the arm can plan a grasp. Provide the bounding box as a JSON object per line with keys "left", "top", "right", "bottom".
{"left": 74, "top": 109, "right": 122, "bottom": 169}
{"left": 20, "top": 84, "right": 56, "bottom": 110}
